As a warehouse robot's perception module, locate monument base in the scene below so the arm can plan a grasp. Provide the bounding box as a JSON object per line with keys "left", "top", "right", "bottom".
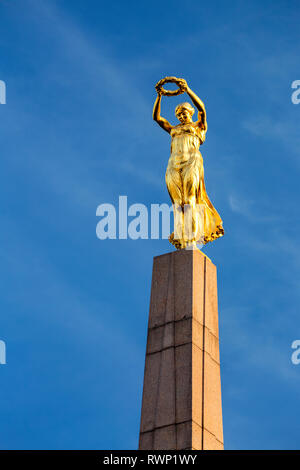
{"left": 139, "top": 249, "right": 223, "bottom": 450}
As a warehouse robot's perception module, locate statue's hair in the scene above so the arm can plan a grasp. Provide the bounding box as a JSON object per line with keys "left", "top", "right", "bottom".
{"left": 175, "top": 102, "right": 195, "bottom": 117}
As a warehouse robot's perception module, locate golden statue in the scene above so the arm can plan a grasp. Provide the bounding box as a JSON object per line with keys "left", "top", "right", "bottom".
{"left": 153, "top": 77, "right": 224, "bottom": 249}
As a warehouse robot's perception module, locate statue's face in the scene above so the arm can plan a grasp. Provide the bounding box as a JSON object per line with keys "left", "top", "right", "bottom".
{"left": 176, "top": 108, "right": 192, "bottom": 124}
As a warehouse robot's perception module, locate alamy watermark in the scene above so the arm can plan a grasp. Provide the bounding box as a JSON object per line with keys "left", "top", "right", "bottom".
{"left": 0, "top": 340, "right": 6, "bottom": 365}
{"left": 291, "top": 80, "right": 300, "bottom": 104}
{"left": 96, "top": 196, "right": 205, "bottom": 245}
{"left": 0, "top": 80, "right": 6, "bottom": 104}
{"left": 291, "top": 340, "right": 300, "bottom": 365}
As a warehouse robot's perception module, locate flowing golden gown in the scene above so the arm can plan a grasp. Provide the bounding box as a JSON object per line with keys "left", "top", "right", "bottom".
{"left": 165, "top": 123, "right": 224, "bottom": 248}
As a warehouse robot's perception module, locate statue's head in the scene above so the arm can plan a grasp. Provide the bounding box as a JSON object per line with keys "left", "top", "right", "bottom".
{"left": 175, "top": 102, "right": 194, "bottom": 124}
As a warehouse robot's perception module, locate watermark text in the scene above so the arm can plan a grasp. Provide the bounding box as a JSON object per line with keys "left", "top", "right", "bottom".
{"left": 291, "top": 80, "right": 300, "bottom": 104}
{"left": 0, "top": 340, "right": 6, "bottom": 365}
{"left": 0, "top": 80, "right": 6, "bottom": 104}
{"left": 96, "top": 196, "right": 205, "bottom": 245}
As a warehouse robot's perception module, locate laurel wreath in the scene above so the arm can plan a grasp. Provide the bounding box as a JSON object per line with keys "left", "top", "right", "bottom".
{"left": 155, "top": 77, "right": 186, "bottom": 96}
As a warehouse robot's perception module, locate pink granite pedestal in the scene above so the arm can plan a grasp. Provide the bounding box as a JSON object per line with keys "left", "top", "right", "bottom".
{"left": 139, "top": 249, "right": 223, "bottom": 450}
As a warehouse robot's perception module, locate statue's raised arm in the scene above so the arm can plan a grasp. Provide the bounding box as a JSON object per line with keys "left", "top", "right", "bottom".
{"left": 185, "top": 85, "right": 207, "bottom": 131}
{"left": 152, "top": 92, "right": 172, "bottom": 134}
{"left": 153, "top": 77, "right": 188, "bottom": 133}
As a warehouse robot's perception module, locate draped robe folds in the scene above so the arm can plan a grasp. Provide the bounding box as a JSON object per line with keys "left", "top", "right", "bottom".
{"left": 165, "top": 123, "right": 224, "bottom": 249}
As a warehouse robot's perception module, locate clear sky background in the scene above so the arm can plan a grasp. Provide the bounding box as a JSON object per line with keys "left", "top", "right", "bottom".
{"left": 0, "top": 0, "right": 300, "bottom": 450}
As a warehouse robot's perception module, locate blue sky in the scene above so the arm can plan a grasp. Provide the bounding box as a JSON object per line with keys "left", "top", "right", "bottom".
{"left": 0, "top": 0, "right": 300, "bottom": 450}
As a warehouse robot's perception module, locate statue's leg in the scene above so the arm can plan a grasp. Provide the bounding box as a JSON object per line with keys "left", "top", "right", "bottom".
{"left": 182, "top": 164, "right": 202, "bottom": 245}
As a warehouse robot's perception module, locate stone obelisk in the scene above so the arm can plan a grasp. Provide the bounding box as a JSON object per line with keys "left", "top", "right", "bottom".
{"left": 138, "top": 249, "right": 223, "bottom": 450}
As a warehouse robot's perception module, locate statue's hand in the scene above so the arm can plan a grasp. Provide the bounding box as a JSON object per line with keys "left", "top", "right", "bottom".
{"left": 155, "top": 79, "right": 163, "bottom": 95}
{"left": 177, "top": 78, "right": 188, "bottom": 91}
{"left": 155, "top": 85, "right": 162, "bottom": 96}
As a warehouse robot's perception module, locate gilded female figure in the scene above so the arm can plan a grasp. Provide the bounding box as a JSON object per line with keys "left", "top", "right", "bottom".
{"left": 153, "top": 77, "right": 224, "bottom": 249}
